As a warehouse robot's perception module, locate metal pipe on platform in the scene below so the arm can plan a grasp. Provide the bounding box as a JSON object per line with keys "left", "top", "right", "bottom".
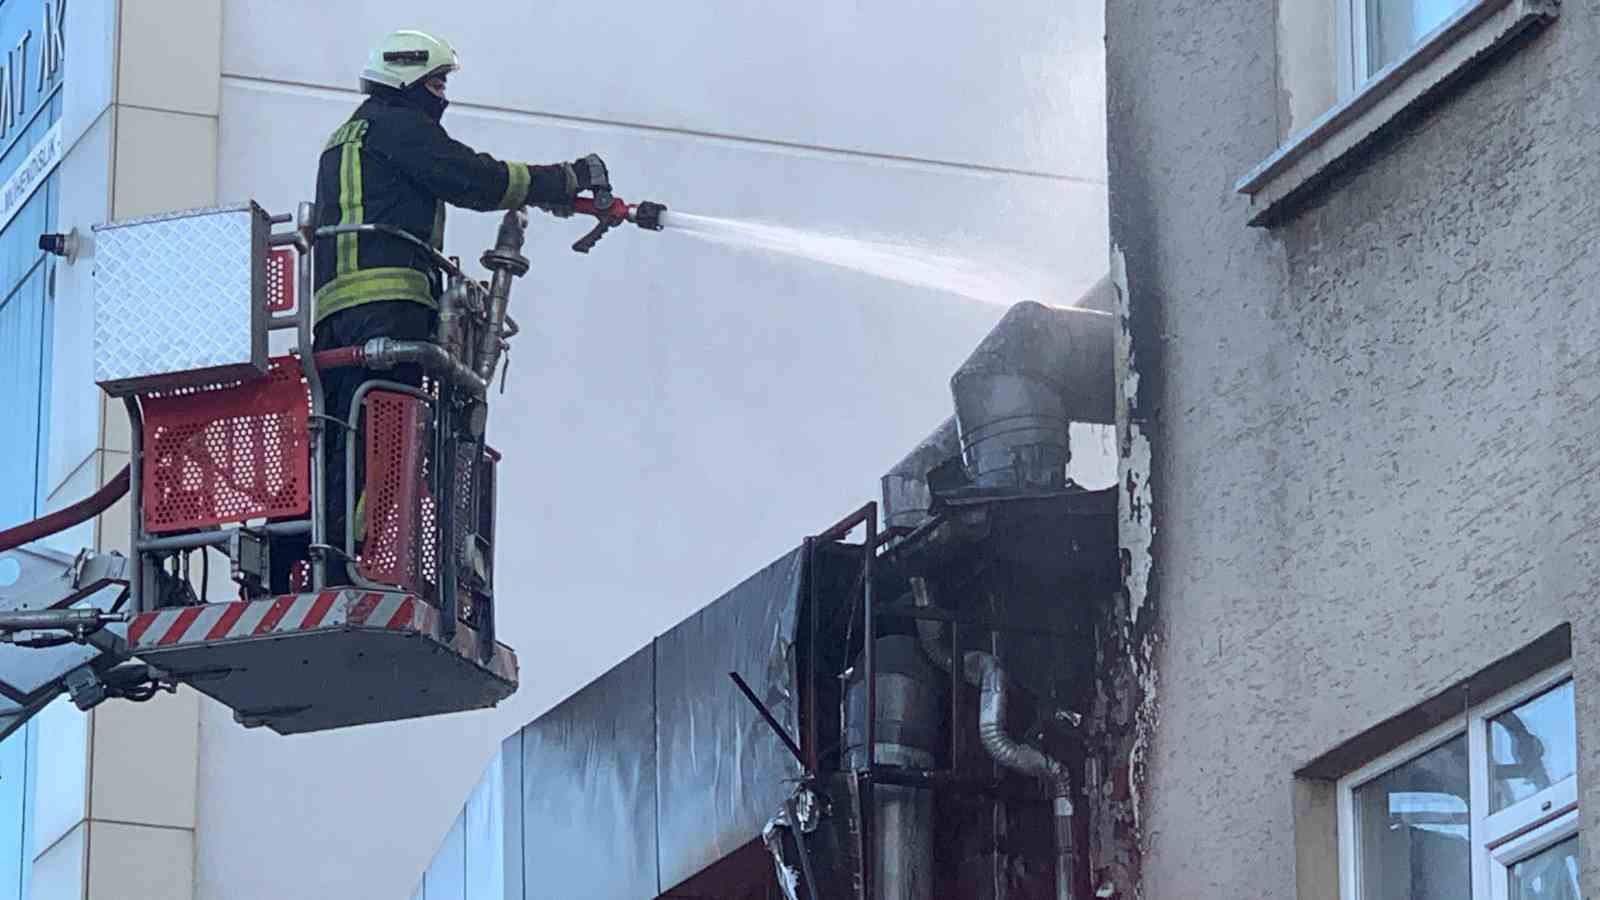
{"left": 475, "top": 211, "right": 530, "bottom": 383}
{"left": 297, "top": 202, "right": 329, "bottom": 590}
{"left": 435, "top": 278, "right": 473, "bottom": 365}
{"left": 846, "top": 636, "right": 941, "bottom": 900}
{"left": 965, "top": 651, "right": 1076, "bottom": 900}
{"left": 359, "top": 338, "right": 489, "bottom": 395}
{"left": 135, "top": 521, "right": 310, "bottom": 553}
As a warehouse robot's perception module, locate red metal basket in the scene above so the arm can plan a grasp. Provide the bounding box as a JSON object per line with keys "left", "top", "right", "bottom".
{"left": 357, "top": 390, "right": 432, "bottom": 594}
{"left": 265, "top": 247, "right": 296, "bottom": 313}
{"left": 140, "top": 357, "right": 311, "bottom": 534}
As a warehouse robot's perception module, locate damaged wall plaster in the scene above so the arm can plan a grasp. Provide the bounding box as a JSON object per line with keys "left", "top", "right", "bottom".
{"left": 1082, "top": 245, "right": 1160, "bottom": 900}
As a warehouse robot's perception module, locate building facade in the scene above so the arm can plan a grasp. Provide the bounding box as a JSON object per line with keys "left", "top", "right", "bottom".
{"left": 0, "top": 1, "right": 1109, "bottom": 898}
{"left": 0, "top": 0, "right": 218, "bottom": 898}
{"left": 1106, "top": 0, "right": 1593, "bottom": 897}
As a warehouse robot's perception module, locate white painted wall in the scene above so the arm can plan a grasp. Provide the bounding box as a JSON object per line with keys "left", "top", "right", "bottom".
{"left": 205, "top": 3, "right": 1107, "bottom": 897}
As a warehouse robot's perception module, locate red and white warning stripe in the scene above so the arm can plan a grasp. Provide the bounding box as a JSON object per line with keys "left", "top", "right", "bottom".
{"left": 125, "top": 590, "right": 430, "bottom": 649}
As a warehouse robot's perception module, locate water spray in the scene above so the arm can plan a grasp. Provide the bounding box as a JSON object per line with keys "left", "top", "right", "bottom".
{"left": 537, "top": 191, "right": 1068, "bottom": 307}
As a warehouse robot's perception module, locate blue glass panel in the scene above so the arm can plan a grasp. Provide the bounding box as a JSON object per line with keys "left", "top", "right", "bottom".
{"left": 0, "top": 263, "right": 46, "bottom": 530}
{"left": 0, "top": 725, "right": 28, "bottom": 900}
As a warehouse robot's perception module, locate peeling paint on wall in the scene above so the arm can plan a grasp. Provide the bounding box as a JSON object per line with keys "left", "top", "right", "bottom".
{"left": 1113, "top": 247, "right": 1155, "bottom": 631}
{"left": 1079, "top": 245, "right": 1160, "bottom": 900}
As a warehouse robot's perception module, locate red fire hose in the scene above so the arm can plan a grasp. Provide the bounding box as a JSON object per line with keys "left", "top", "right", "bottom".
{"left": 0, "top": 465, "right": 130, "bottom": 554}
{"left": 313, "top": 347, "right": 364, "bottom": 371}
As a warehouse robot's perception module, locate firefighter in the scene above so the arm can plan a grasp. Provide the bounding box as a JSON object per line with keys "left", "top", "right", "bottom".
{"left": 281, "top": 29, "right": 609, "bottom": 590}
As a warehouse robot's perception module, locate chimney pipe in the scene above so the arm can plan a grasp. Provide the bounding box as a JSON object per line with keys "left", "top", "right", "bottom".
{"left": 949, "top": 301, "right": 1114, "bottom": 491}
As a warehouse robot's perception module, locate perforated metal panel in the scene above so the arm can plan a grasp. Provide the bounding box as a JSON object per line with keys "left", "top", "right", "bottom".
{"left": 265, "top": 247, "right": 296, "bottom": 313}
{"left": 358, "top": 391, "right": 430, "bottom": 592}
{"left": 451, "top": 444, "right": 498, "bottom": 628}
{"left": 140, "top": 357, "right": 311, "bottom": 534}
{"left": 93, "top": 202, "right": 269, "bottom": 396}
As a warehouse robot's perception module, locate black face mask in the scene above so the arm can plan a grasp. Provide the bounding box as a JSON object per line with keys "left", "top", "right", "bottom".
{"left": 402, "top": 81, "right": 448, "bottom": 121}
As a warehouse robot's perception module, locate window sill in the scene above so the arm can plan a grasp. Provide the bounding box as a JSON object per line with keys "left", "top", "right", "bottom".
{"left": 1235, "top": 0, "right": 1557, "bottom": 227}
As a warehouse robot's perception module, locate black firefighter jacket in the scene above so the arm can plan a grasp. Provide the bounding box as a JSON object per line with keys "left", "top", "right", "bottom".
{"left": 312, "top": 91, "right": 573, "bottom": 324}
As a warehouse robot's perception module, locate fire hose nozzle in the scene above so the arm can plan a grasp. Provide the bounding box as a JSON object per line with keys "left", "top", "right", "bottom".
{"left": 562, "top": 195, "right": 668, "bottom": 253}
{"left": 629, "top": 201, "right": 667, "bottom": 231}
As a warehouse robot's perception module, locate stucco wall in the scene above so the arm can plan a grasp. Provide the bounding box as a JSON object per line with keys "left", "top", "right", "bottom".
{"left": 1105, "top": 2, "right": 1600, "bottom": 897}
{"left": 203, "top": 3, "right": 1108, "bottom": 898}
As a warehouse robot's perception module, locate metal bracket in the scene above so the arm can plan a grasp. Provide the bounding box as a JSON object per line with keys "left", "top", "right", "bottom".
{"left": 229, "top": 529, "right": 270, "bottom": 596}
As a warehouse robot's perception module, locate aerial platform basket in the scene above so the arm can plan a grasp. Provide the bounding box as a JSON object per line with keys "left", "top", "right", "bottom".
{"left": 0, "top": 200, "right": 525, "bottom": 737}
{"left": 122, "top": 590, "right": 517, "bottom": 734}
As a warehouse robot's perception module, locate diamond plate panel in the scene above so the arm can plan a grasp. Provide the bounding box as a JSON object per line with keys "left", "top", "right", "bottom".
{"left": 93, "top": 202, "right": 268, "bottom": 396}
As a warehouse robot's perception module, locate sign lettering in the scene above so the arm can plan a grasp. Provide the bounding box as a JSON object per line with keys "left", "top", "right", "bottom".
{"left": 37, "top": 0, "right": 61, "bottom": 90}
{"left": 0, "top": 120, "right": 60, "bottom": 233}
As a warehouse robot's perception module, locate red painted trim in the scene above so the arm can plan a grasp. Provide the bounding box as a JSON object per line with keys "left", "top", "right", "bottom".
{"left": 127, "top": 613, "right": 157, "bottom": 646}
{"left": 346, "top": 592, "right": 383, "bottom": 626}
{"left": 383, "top": 598, "right": 415, "bottom": 630}
{"left": 252, "top": 595, "right": 296, "bottom": 634}
{"left": 158, "top": 607, "right": 205, "bottom": 646}
{"left": 205, "top": 603, "right": 249, "bottom": 641}
{"left": 301, "top": 591, "right": 339, "bottom": 629}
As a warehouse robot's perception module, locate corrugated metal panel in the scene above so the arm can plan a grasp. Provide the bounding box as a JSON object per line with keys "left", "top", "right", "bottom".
{"left": 521, "top": 646, "right": 658, "bottom": 900}
{"left": 422, "top": 546, "right": 810, "bottom": 898}
{"left": 91, "top": 202, "right": 268, "bottom": 395}
{"left": 654, "top": 548, "right": 806, "bottom": 889}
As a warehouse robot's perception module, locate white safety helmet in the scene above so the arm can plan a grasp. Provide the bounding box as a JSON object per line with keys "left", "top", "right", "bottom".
{"left": 360, "top": 29, "right": 461, "bottom": 93}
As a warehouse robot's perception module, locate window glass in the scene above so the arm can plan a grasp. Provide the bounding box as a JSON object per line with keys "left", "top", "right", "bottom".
{"left": 0, "top": 263, "right": 49, "bottom": 529}
{"left": 1509, "top": 835, "right": 1581, "bottom": 900}
{"left": 1365, "top": 0, "right": 1474, "bottom": 76}
{"left": 0, "top": 726, "right": 28, "bottom": 900}
{"left": 1489, "top": 681, "right": 1577, "bottom": 813}
{"left": 1355, "top": 734, "right": 1472, "bottom": 899}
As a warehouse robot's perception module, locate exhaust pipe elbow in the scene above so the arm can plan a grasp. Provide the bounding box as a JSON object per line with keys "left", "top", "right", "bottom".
{"left": 965, "top": 650, "right": 1075, "bottom": 900}
{"left": 965, "top": 652, "right": 1071, "bottom": 796}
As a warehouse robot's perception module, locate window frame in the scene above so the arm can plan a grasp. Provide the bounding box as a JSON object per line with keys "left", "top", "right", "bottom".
{"left": 1334, "top": 0, "right": 1371, "bottom": 102}
{"left": 1237, "top": 0, "right": 1557, "bottom": 226}
{"left": 1488, "top": 810, "right": 1579, "bottom": 900}
{"left": 1335, "top": 0, "right": 1481, "bottom": 100}
{"left": 1336, "top": 661, "right": 1575, "bottom": 900}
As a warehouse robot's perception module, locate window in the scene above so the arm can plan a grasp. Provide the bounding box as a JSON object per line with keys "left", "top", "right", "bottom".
{"left": 0, "top": 723, "right": 34, "bottom": 900}
{"left": 0, "top": 93, "right": 58, "bottom": 531}
{"left": 1339, "top": 665, "right": 1578, "bottom": 899}
{"left": 1342, "top": 0, "right": 1474, "bottom": 93}
{"left": 1239, "top": 0, "right": 1557, "bottom": 225}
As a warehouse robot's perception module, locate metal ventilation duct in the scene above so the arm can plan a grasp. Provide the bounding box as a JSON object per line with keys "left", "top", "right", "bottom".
{"left": 881, "top": 417, "right": 960, "bottom": 531}
{"left": 949, "top": 301, "right": 1115, "bottom": 491}
{"left": 514, "top": 547, "right": 808, "bottom": 899}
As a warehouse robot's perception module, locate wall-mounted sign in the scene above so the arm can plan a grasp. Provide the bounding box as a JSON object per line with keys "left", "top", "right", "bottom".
{"left": 0, "top": 0, "right": 65, "bottom": 152}
{"left": 0, "top": 119, "right": 60, "bottom": 233}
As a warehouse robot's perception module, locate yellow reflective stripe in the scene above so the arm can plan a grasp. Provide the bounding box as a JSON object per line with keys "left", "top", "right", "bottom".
{"left": 313, "top": 267, "right": 435, "bottom": 323}
{"left": 336, "top": 141, "right": 364, "bottom": 275}
{"left": 500, "top": 161, "right": 530, "bottom": 209}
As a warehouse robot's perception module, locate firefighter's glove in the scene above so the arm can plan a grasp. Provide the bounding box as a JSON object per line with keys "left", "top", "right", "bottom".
{"left": 571, "top": 154, "right": 610, "bottom": 194}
